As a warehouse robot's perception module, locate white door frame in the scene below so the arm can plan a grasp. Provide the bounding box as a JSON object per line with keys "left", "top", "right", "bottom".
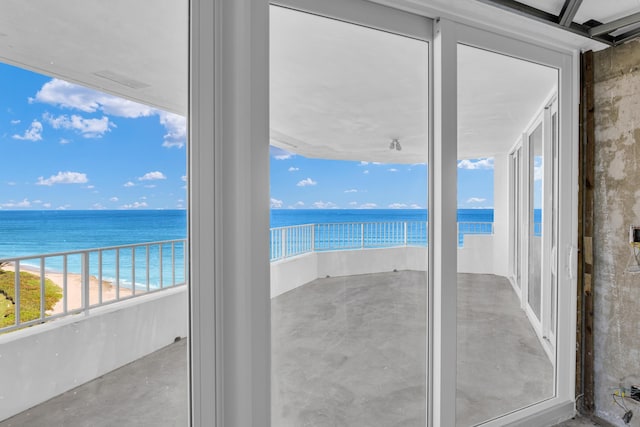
{"left": 189, "top": 0, "right": 579, "bottom": 425}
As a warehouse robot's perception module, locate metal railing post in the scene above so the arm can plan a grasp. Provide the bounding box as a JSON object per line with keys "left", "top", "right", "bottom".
{"left": 14, "top": 260, "right": 20, "bottom": 326}
{"left": 131, "top": 248, "right": 136, "bottom": 296}
{"left": 361, "top": 223, "right": 365, "bottom": 248}
{"left": 311, "top": 225, "right": 315, "bottom": 252}
{"left": 282, "top": 228, "right": 287, "bottom": 259}
{"left": 40, "top": 258, "right": 46, "bottom": 320}
{"left": 404, "top": 222, "right": 408, "bottom": 246}
{"left": 159, "top": 244, "right": 163, "bottom": 289}
{"left": 82, "top": 252, "right": 90, "bottom": 314}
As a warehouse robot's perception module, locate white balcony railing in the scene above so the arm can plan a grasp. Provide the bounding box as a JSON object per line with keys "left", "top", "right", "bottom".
{"left": 270, "top": 221, "right": 497, "bottom": 262}
{"left": 0, "top": 239, "right": 187, "bottom": 334}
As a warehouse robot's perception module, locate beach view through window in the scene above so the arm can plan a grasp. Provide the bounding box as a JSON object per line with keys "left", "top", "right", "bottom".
{"left": 0, "top": 62, "right": 188, "bottom": 424}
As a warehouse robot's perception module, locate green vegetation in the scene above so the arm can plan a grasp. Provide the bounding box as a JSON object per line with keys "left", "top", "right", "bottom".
{"left": 0, "top": 267, "right": 62, "bottom": 329}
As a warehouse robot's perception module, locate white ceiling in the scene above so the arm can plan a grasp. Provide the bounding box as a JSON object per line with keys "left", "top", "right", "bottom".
{"left": 0, "top": 0, "right": 634, "bottom": 157}
{"left": 271, "top": 6, "right": 557, "bottom": 163}
{"left": 0, "top": 0, "right": 188, "bottom": 115}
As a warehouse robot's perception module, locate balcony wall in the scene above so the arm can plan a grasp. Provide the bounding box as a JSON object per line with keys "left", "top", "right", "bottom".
{"left": 0, "top": 286, "right": 188, "bottom": 422}
{"left": 271, "top": 236, "right": 503, "bottom": 298}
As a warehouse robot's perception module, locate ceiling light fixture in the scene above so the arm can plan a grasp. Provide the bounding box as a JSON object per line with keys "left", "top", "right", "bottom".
{"left": 389, "top": 138, "right": 401, "bottom": 151}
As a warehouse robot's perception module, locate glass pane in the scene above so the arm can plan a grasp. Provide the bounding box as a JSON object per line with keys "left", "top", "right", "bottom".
{"left": 456, "top": 44, "right": 557, "bottom": 425}
{"left": 0, "top": 3, "right": 188, "bottom": 425}
{"left": 270, "top": 6, "right": 429, "bottom": 425}
{"left": 529, "top": 123, "right": 543, "bottom": 321}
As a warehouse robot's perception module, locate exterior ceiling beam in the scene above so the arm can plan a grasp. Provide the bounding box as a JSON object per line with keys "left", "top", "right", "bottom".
{"left": 589, "top": 11, "right": 640, "bottom": 37}
{"left": 614, "top": 27, "right": 640, "bottom": 45}
{"left": 559, "top": 0, "right": 583, "bottom": 27}
{"left": 476, "top": 0, "right": 615, "bottom": 45}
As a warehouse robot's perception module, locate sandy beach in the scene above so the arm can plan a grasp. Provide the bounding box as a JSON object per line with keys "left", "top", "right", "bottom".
{"left": 3, "top": 264, "right": 132, "bottom": 315}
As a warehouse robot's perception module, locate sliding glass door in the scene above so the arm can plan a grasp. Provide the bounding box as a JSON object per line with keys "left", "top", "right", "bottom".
{"left": 270, "top": 2, "right": 431, "bottom": 425}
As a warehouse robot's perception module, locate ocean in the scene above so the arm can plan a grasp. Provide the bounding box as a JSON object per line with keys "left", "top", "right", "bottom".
{"left": 0, "top": 208, "right": 516, "bottom": 285}
{"left": 270, "top": 208, "right": 492, "bottom": 227}
{"left": 0, "top": 210, "right": 187, "bottom": 288}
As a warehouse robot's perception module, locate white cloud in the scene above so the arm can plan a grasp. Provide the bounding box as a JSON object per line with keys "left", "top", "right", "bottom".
{"left": 124, "top": 181, "right": 135, "bottom": 187}
{"left": 86, "top": 185, "right": 95, "bottom": 189}
{"left": 363, "top": 170, "right": 369, "bottom": 175}
{"left": 359, "top": 161, "right": 369, "bottom": 166}
{"left": 121, "top": 201, "right": 148, "bottom": 209}
{"left": 294, "top": 201, "right": 304, "bottom": 207}
{"left": 110, "top": 197, "right": 119, "bottom": 202}
{"left": 467, "top": 197, "right": 486, "bottom": 203}
{"left": 457, "top": 158, "right": 494, "bottom": 170}
{"left": 92, "top": 203, "right": 105, "bottom": 210}
{"left": 159, "top": 111, "right": 186, "bottom": 148}
{"left": 270, "top": 198, "right": 283, "bottom": 208}
{"left": 288, "top": 167, "right": 299, "bottom": 172}
{"left": 43, "top": 113, "right": 114, "bottom": 138}
{"left": 297, "top": 178, "right": 317, "bottom": 187}
{"left": 534, "top": 158, "right": 543, "bottom": 181}
{"left": 181, "top": 175, "right": 187, "bottom": 182}
{"left": 344, "top": 189, "right": 357, "bottom": 193}
{"left": 43, "top": 203, "right": 52, "bottom": 208}
{"left": 59, "top": 138, "right": 71, "bottom": 144}
{"left": 359, "top": 203, "right": 377, "bottom": 209}
{"left": 57, "top": 205, "right": 71, "bottom": 210}
{"left": 138, "top": 171, "right": 166, "bottom": 181}
{"left": 387, "top": 168, "right": 398, "bottom": 172}
{"left": 389, "top": 203, "right": 408, "bottom": 209}
{"left": 10, "top": 119, "right": 20, "bottom": 125}
{"left": 33, "top": 79, "right": 155, "bottom": 117}
{"left": 13, "top": 120, "right": 43, "bottom": 141}
{"left": 349, "top": 201, "right": 358, "bottom": 206}
{"left": 270, "top": 146, "right": 294, "bottom": 160}
{"left": 313, "top": 201, "right": 338, "bottom": 209}
{"left": 32, "top": 79, "right": 184, "bottom": 147}
{"left": 2, "top": 198, "right": 31, "bottom": 208}
{"left": 7, "top": 182, "right": 16, "bottom": 186}
{"left": 37, "top": 171, "right": 88, "bottom": 186}
{"left": 410, "top": 204, "right": 422, "bottom": 209}
{"left": 144, "top": 184, "right": 156, "bottom": 188}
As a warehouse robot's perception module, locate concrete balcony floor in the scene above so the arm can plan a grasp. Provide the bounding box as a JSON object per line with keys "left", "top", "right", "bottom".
{"left": 272, "top": 271, "right": 553, "bottom": 426}
{"left": 0, "top": 339, "right": 189, "bottom": 427}
{"left": 0, "top": 271, "right": 602, "bottom": 426}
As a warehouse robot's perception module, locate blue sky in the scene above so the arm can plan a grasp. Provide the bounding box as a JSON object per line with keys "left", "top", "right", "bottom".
{"left": 270, "top": 146, "right": 496, "bottom": 210}
{"left": 0, "top": 63, "right": 186, "bottom": 210}
{"left": 1, "top": 62, "right": 503, "bottom": 212}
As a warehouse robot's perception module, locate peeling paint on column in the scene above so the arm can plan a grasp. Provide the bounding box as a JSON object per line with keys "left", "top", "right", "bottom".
{"left": 593, "top": 39, "right": 640, "bottom": 426}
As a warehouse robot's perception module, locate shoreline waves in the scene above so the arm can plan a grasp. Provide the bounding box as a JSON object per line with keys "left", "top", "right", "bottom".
{"left": 3, "top": 263, "right": 132, "bottom": 315}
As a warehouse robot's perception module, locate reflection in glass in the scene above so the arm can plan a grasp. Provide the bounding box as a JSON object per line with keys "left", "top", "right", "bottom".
{"left": 270, "top": 6, "right": 429, "bottom": 426}
{"left": 529, "top": 123, "right": 543, "bottom": 321}
{"left": 456, "top": 44, "right": 557, "bottom": 426}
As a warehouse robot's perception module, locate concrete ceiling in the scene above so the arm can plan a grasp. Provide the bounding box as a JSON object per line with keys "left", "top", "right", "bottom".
{"left": 0, "top": 0, "right": 632, "bottom": 161}
{"left": 270, "top": 6, "right": 557, "bottom": 163}
{"left": 0, "top": 0, "right": 187, "bottom": 116}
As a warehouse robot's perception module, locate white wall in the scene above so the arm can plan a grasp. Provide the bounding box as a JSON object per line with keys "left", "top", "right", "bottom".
{"left": 457, "top": 235, "right": 495, "bottom": 274}
{"left": 271, "top": 243, "right": 500, "bottom": 297}
{"left": 270, "top": 252, "right": 318, "bottom": 297}
{"left": 0, "top": 287, "right": 188, "bottom": 422}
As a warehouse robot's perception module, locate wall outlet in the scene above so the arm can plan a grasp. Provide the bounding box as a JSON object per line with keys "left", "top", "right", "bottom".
{"left": 630, "top": 226, "right": 640, "bottom": 244}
